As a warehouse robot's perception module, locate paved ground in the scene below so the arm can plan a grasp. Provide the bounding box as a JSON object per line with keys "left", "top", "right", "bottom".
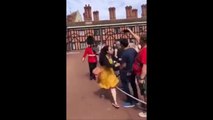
{"left": 66, "top": 51, "right": 145, "bottom": 120}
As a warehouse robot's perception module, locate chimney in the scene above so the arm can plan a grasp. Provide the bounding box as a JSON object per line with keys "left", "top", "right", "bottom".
{"left": 125, "top": 6, "right": 129, "bottom": 19}
{"left": 126, "top": 6, "right": 132, "bottom": 19}
{"left": 83, "top": 5, "right": 88, "bottom": 21}
{"left": 109, "top": 7, "right": 116, "bottom": 20}
{"left": 109, "top": 7, "right": 111, "bottom": 20}
{"left": 112, "top": 7, "right": 116, "bottom": 20}
{"left": 93, "top": 11, "right": 99, "bottom": 21}
{"left": 142, "top": 4, "right": 147, "bottom": 17}
{"left": 87, "top": 4, "right": 92, "bottom": 21}
{"left": 83, "top": 4, "right": 92, "bottom": 21}
{"left": 132, "top": 9, "right": 138, "bottom": 18}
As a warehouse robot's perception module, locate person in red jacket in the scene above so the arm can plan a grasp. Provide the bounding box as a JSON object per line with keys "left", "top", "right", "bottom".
{"left": 126, "top": 28, "right": 147, "bottom": 118}
{"left": 82, "top": 36, "right": 97, "bottom": 80}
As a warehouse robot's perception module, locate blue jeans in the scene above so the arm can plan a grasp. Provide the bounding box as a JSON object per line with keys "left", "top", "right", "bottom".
{"left": 120, "top": 70, "right": 138, "bottom": 104}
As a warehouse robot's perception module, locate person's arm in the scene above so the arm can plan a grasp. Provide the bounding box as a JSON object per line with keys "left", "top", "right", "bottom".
{"left": 140, "top": 64, "right": 147, "bottom": 79}
{"left": 117, "top": 49, "right": 123, "bottom": 62}
{"left": 120, "top": 54, "right": 127, "bottom": 69}
{"left": 139, "top": 64, "right": 146, "bottom": 84}
{"left": 82, "top": 48, "right": 88, "bottom": 62}
{"left": 126, "top": 28, "right": 140, "bottom": 44}
{"left": 120, "top": 62, "right": 126, "bottom": 69}
{"left": 139, "top": 49, "right": 147, "bottom": 83}
{"left": 88, "top": 54, "right": 96, "bottom": 56}
{"left": 114, "top": 48, "right": 118, "bottom": 58}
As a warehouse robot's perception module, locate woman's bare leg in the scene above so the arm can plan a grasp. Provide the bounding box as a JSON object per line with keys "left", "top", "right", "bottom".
{"left": 110, "top": 88, "right": 119, "bottom": 107}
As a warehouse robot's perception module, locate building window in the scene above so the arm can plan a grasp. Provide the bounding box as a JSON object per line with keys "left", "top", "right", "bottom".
{"left": 79, "top": 30, "right": 84, "bottom": 36}
{"left": 131, "top": 26, "right": 135, "bottom": 31}
{"left": 114, "top": 27, "right": 120, "bottom": 34}
{"left": 69, "top": 42, "right": 72, "bottom": 50}
{"left": 102, "top": 28, "right": 106, "bottom": 35}
{"left": 139, "top": 26, "right": 144, "bottom": 32}
{"left": 144, "top": 26, "right": 147, "bottom": 32}
{"left": 80, "top": 42, "right": 87, "bottom": 49}
{"left": 72, "top": 44, "right": 76, "bottom": 50}
{"left": 94, "top": 29, "right": 100, "bottom": 36}
{"left": 127, "top": 26, "right": 134, "bottom": 31}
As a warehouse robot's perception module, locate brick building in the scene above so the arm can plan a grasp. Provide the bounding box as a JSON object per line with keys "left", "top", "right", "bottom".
{"left": 67, "top": 4, "right": 147, "bottom": 51}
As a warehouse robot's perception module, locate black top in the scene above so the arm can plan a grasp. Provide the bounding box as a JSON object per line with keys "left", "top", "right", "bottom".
{"left": 99, "top": 54, "right": 114, "bottom": 68}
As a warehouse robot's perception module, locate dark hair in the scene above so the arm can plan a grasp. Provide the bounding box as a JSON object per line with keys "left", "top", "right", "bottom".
{"left": 99, "top": 45, "right": 109, "bottom": 65}
{"left": 123, "top": 29, "right": 130, "bottom": 33}
{"left": 100, "top": 45, "right": 109, "bottom": 56}
{"left": 119, "top": 38, "right": 129, "bottom": 48}
{"left": 86, "top": 36, "right": 95, "bottom": 45}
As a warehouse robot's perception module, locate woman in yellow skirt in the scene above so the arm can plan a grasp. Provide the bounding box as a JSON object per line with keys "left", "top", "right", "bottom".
{"left": 97, "top": 45, "right": 120, "bottom": 108}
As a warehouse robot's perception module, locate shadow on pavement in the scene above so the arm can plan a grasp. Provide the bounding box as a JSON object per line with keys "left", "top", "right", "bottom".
{"left": 94, "top": 88, "right": 113, "bottom": 103}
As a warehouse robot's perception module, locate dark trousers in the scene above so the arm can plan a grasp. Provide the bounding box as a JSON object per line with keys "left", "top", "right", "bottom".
{"left": 89, "top": 62, "right": 97, "bottom": 79}
{"left": 120, "top": 70, "right": 138, "bottom": 104}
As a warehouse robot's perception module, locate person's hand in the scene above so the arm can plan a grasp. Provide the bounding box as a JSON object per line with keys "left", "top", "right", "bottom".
{"left": 115, "top": 63, "right": 120, "bottom": 67}
{"left": 82, "top": 57, "right": 85, "bottom": 62}
{"left": 139, "top": 79, "right": 145, "bottom": 84}
{"left": 126, "top": 28, "right": 132, "bottom": 32}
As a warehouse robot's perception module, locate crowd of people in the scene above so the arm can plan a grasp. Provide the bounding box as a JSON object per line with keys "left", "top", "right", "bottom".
{"left": 82, "top": 28, "right": 147, "bottom": 118}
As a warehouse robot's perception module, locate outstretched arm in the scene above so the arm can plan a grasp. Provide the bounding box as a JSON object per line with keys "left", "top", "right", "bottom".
{"left": 126, "top": 28, "right": 140, "bottom": 44}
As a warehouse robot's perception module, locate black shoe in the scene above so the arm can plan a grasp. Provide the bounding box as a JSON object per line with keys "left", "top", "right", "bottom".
{"left": 90, "top": 76, "right": 93, "bottom": 80}
{"left": 92, "top": 76, "right": 96, "bottom": 80}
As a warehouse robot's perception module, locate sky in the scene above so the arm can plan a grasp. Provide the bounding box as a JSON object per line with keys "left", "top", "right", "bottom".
{"left": 67, "top": 0, "right": 147, "bottom": 20}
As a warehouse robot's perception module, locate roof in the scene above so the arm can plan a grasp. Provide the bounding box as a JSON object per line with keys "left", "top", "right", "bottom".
{"left": 67, "top": 11, "right": 81, "bottom": 23}
{"left": 67, "top": 17, "right": 146, "bottom": 28}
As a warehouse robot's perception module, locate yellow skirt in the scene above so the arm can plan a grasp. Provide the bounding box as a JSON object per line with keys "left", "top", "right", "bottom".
{"left": 98, "top": 67, "right": 119, "bottom": 89}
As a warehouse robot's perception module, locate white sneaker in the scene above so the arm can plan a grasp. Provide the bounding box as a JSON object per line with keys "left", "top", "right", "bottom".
{"left": 138, "top": 112, "right": 147, "bottom": 117}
